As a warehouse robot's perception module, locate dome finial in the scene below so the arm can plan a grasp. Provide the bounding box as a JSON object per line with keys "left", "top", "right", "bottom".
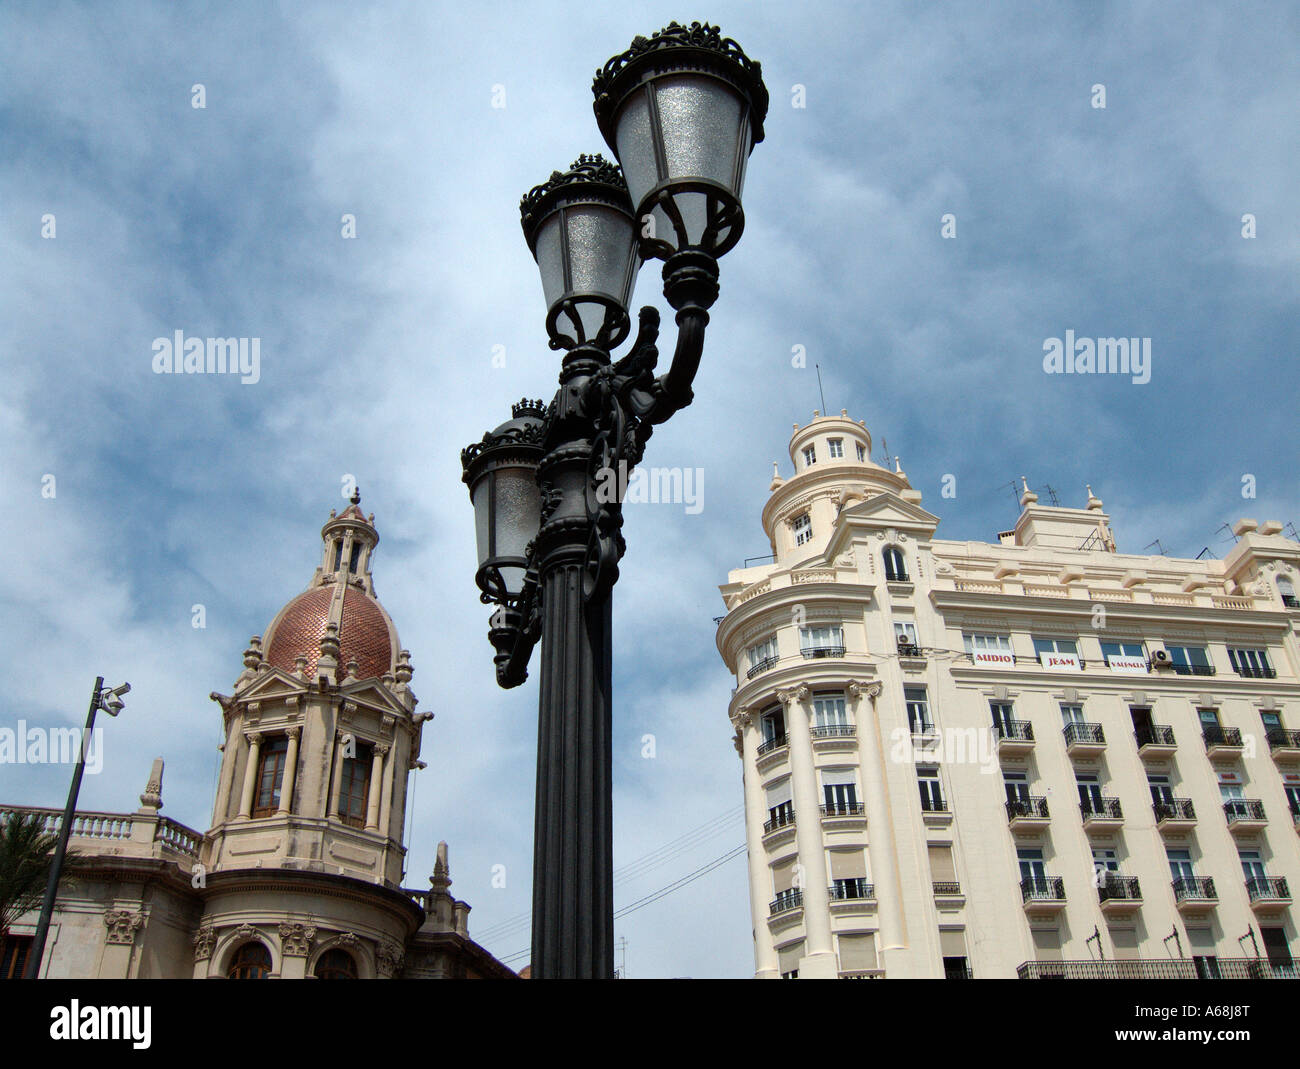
{"left": 1019, "top": 476, "right": 1039, "bottom": 507}
{"left": 350, "top": 486, "right": 361, "bottom": 506}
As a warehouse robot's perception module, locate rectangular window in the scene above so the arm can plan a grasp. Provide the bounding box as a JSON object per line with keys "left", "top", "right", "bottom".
{"left": 963, "top": 633, "right": 1014, "bottom": 666}
{"left": 1148, "top": 774, "right": 1173, "bottom": 805}
{"left": 1101, "top": 640, "right": 1147, "bottom": 672}
{"left": 1092, "top": 847, "right": 1119, "bottom": 874}
{"left": 765, "top": 780, "right": 793, "bottom": 828}
{"left": 1034, "top": 636, "right": 1081, "bottom": 670}
{"left": 348, "top": 542, "right": 362, "bottom": 573}
{"left": 1017, "top": 847, "right": 1046, "bottom": 885}
{"left": 1166, "top": 848, "right": 1195, "bottom": 881}
{"left": 1238, "top": 849, "right": 1266, "bottom": 882}
{"left": 990, "top": 701, "right": 1014, "bottom": 729}
{"left": 917, "top": 766, "right": 945, "bottom": 811}
{"left": 828, "top": 438, "right": 844, "bottom": 458}
{"left": 747, "top": 636, "right": 778, "bottom": 670}
{"left": 802, "top": 446, "right": 817, "bottom": 467}
{"left": 1167, "top": 644, "right": 1212, "bottom": 674}
{"left": 812, "top": 694, "right": 848, "bottom": 730}
{"left": 253, "top": 735, "right": 290, "bottom": 818}
{"left": 1229, "top": 647, "right": 1274, "bottom": 678}
{"left": 1, "top": 934, "right": 32, "bottom": 980}
{"left": 337, "top": 741, "right": 372, "bottom": 828}
{"left": 792, "top": 513, "right": 812, "bottom": 546}
{"left": 894, "top": 620, "right": 919, "bottom": 648}
{"left": 855, "top": 442, "right": 866, "bottom": 461}
{"left": 905, "top": 685, "right": 932, "bottom": 734}
{"left": 1060, "top": 703, "right": 1085, "bottom": 725}
{"left": 1004, "top": 770, "right": 1030, "bottom": 804}
{"left": 822, "top": 769, "right": 859, "bottom": 811}
{"left": 799, "top": 625, "right": 843, "bottom": 655}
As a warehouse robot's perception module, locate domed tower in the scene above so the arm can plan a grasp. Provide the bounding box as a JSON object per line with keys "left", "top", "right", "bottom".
{"left": 196, "top": 492, "right": 434, "bottom": 978}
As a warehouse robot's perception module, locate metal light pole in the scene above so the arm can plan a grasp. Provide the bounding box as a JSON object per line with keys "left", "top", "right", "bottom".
{"left": 462, "top": 22, "right": 767, "bottom": 979}
{"left": 23, "top": 676, "right": 128, "bottom": 978}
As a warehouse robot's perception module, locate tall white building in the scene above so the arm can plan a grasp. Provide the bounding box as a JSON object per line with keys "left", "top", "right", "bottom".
{"left": 716, "top": 410, "right": 1300, "bottom": 979}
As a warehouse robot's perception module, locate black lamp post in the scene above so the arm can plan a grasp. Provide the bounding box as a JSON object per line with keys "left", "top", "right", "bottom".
{"left": 23, "top": 676, "right": 129, "bottom": 978}
{"left": 462, "top": 21, "right": 767, "bottom": 979}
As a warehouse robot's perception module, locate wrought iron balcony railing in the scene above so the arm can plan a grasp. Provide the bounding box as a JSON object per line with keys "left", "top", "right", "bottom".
{"left": 1170, "top": 663, "right": 1216, "bottom": 676}
{"left": 764, "top": 803, "right": 794, "bottom": 833}
{"left": 1097, "top": 874, "right": 1142, "bottom": 903}
{"left": 1172, "top": 876, "right": 1216, "bottom": 902}
{"left": 820, "top": 801, "right": 865, "bottom": 818}
{"left": 1283, "top": 594, "right": 1300, "bottom": 608}
{"left": 1154, "top": 798, "right": 1196, "bottom": 823}
{"left": 932, "top": 881, "right": 962, "bottom": 896}
{"left": 920, "top": 795, "right": 949, "bottom": 814}
{"left": 1234, "top": 664, "right": 1277, "bottom": 679}
{"left": 769, "top": 889, "right": 803, "bottom": 915}
{"left": 757, "top": 734, "right": 787, "bottom": 757}
{"left": 801, "top": 645, "right": 846, "bottom": 659}
{"left": 1081, "top": 796, "right": 1123, "bottom": 821}
{"left": 1006, "top": 796, "right": 1050, "bottom": 821}
{"left": 995, "top": 720, "right": 1034, "bottom": 742}
{"left": 1223, "top": 798, "right": 1266, "bottom": 823}
{"left": 1021, "top": 876, "right": 1066, "bottom": 903}
{"left": 1134, "top": 724, "right": 1176, "bottom": 749}
{"left": 811, "top": 723, "right": 856, "bottom": 740}
{"left": 829, "top": 878, "right": 873, "bottom": 901}
{"left": 746, "top": 655, "right": 779, "bottom": 679}
{"left": 1267, "top": 728, "right": 1300, "bottom": 751}
{"left": 944, "top": 964, "right": 974, "bottom": 979}
{"left": 1063, "top": 722, "right": 1106, "bottom": 746}
{"left": 1246, "top": 876, "right": 1290, "bottom": 902}
{"left": 1202, "top": 726, "right": 1244, "bottom": 749}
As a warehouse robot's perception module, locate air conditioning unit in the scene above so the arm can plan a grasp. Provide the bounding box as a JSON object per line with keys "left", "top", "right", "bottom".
{"left": 1149, "top": 648, "right": 1173, "bottom": 669}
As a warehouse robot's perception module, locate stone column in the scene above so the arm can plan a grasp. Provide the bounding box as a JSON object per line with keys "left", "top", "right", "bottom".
{"left": 237, "top": 732, "right": 262, "bottom": 819}
{"left": 737, "top": 708, "right": 780, "bottom": 979}
{"left": 378, "top": 739, "right": 396, "bottom": 839}
{"left": 779, "top": 684, "right": 836, "bottom": 978}
{"left": 277, "top": 726, "right": 301, "bottom": 815}
{"left": 850, "top": 680, "right": 906, "bottom": 966}
{"left": 365, "top": 745, "right": 386, "bottom": 831}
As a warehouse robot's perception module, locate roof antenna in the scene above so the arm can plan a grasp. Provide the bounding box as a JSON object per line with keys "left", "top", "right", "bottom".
{"left": 814, "top": 363, "right": 827, "bottom": 415}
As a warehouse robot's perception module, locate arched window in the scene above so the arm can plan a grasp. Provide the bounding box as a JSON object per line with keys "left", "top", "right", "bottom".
{"left": 1279, "top": 576, "right": 1297, "bottom": 608}
{"left": 349, "top": 542, "right": 362, "bottom": 573}
{"left": 252, "top": 736, "right": 289, "bottom": 818}
{"left": 228, "top": 941, "right": 271, "bottom": 979}
{"left": 314, "top": 948, "right": 358, "bottom": 979}
{"left": 883, "top": 545, "right": 908, "bottom": 582}
{"left": 333, "top": 539, "right": 344, "bottom": 571}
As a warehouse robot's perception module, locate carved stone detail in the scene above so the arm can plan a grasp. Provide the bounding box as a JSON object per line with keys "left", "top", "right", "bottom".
{"left": 103, "top": 910, "right": 144, "bottom": 945}
{"left": 193, "top": 925, "right": 217, "bottom": 960}
{"left": 376, "top": 938, "right": 404, "bottom": 977}
{"left": 278, "top": 921, "right": 317, "bottom": 956}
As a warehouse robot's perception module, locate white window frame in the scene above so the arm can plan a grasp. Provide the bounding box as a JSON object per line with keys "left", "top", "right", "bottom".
{"left": 827, "top": 438, "right": 844, "bottom": 458}
{"left": 792, "top": 512, "right": 812, "bottom": 546}
{"left": 802, "top": 445, "right": 817, "bottom": 467}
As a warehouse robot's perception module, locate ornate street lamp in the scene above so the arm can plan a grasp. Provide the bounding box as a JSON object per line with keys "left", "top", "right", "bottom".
{"left": 461, "top": 21, "right": 766, "bottom": 979}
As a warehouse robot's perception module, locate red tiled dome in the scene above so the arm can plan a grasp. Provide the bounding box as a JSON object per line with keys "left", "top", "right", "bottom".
{"left": 264, "top": 586, "right": 394, "bottom": 681}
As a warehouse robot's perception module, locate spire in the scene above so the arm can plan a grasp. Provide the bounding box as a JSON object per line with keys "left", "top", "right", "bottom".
{"left": 769, "top": 461, "right": 784, "bottom": 490}
{"left": 431, "top": 841, "right": 452, "bottom": 892}
{"left": 1085, "top": 484, "right": 1103, "bottom": 511}
{"left": 1019, "top": 476, "right": 1039, "bottom": 507}
{"left": 319, "top": 489, "right": 380, "bottom": 596}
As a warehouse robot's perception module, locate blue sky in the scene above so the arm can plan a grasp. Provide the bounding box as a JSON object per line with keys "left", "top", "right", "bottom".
{"left": 1, "top": 1, "right": 1296, "bottom": 977}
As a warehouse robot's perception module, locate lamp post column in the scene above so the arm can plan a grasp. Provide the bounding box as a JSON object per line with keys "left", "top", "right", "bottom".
{"left": 530, "top": 349, "right": 617, "bottom": 980}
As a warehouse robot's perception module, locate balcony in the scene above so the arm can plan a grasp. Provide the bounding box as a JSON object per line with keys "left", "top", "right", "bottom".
{"left": 1235, "top": 665, "right": 1277, "bottom": 679}
{"left": 746, "top": 655, "right": 779, "bottom": 679}
{"left": 944, "top": 963, "right": 974, "bottom": 979}
{"left": 1007, "top": 796, "right": 1051, "bottom": 831}
{"left": 756, "top": 734, "right": 788, "bottom": 758}
{"left": 1154, "top": 798, "right": 1197, "bottom": 832}
{"left": 1170, "top": 663, "right": 1216, "bottom": 676}
{"left": 932, "top": 881, "right": 963, "bottom": 902}
{"left": 994, "top": 719, "right": 1035, "bottom": 756}
{"left": 769, "top": 889, "right": 803, "bottom": 916}
{"left": 1063, "top": 722, "right": 1106, "bottom": 757}
{"left": 1134, "top": 724, "right": 1176, "bottom": 759}
{"left": 820, "top": 801, "right": 865, "bottom": 826}
{"left": 1202, "top": 726, "right": 1244, "bottom": 758}
{"left": 1284, "top": 594, "right": 1300, "bottom": 609}
{"left": 810, "top": 723, "right": 858, "bottom": 753}
{"left": 1098, "top": 874, "right": 1143, "bottom": 914}
{"left": 1267, "top": 728, "right": 1300, "bottom": 763}
{"left": 829, "top": 879, "right": 874, "bottom": 904}
{"left": 1223, "top": 798, "right": 1267, "bottom": 833}
{"left": 920, "top": 795, "right": 952, "bottom": 826}
{"left": 896, "top": 641, "right": 924, "bottom": 662}
{"left": 1016, "top": 958, "right": 1296, "bottom": 980}
{"left": 801, "top": 645, "right": 846, "bottom": 660}
{"left": 1172, "top": 876, "right": 1217, "bottom": 913}
{"left": 1246, "top": 876, "right": 1291, "bottom": 912}
{"left": 763, "top": 804, "right": 796, "bottom": 846}
{"left": 1081, "top": 796, "right": 1124, "bottom": 830}
{"left": 1021, "top": 875, "right": 1067, "bottom": 913}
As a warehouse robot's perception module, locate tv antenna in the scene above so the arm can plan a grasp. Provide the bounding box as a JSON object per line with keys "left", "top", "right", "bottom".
{"left": 814, "top": 363, "right": 827, "bottom": 414}
{"left": 1143, "top": 539, "right": 1168, "bottom": 556}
